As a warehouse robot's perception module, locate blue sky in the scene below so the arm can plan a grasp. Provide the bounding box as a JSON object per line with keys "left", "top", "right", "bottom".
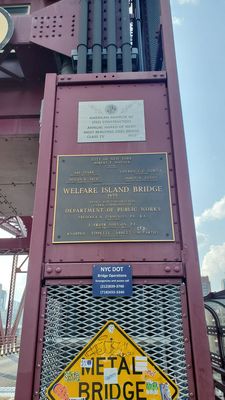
{"left": 170, "top": 0, "right": 225, "bottom": 290}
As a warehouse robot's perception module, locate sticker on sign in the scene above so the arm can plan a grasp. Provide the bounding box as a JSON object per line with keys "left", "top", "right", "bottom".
{"left": 70, "top": 398, "right": 86, "bottom": 400}
{"left": 46, "top": 320, "right": 179, "bottom": 399}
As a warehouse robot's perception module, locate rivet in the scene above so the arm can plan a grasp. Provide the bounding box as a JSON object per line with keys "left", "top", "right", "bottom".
{"left": 187, "top": 364, "right": 191, "bottom": 369}
{"left": 36, "top": 363, "right": 41, "bottom": 368}
{"left": 165, "top": 266, "right": 171, "bottom": 272}
{"left": 39, "top": 338, "right": 43, "bottom": 342}
{"left": 56, "top": 267, "right": 62, "bottom": 273}
{"left": 184, "top": 338, "right": 189, "bottom": 343}
{"left": 174, "top": 266, "right": 180, "bottom": 272}
{"left": 183, "top": 313, "right": 187, "bottom": 318}
{"left": 190, "top": 393, "right": 194, "bottom": 398}
{"left": 46, "top": 267, "right": 53, "bottom": 273}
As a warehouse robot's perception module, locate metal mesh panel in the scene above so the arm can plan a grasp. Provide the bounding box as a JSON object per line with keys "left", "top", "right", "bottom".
{"left": 39, "top": 284, "right": 189, "bottom": 399}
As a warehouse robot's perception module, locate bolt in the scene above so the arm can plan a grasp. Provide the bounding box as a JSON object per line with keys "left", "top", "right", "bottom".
{"left": 174, "top": 266, "right": 180, "bottom": 272}
{"left": 46, "top": 267, "right": 53, "bottom": 273}
{"left": 55, "top": 267, "right": 62, "bottom": 273}
{"left": 165, "top": 266, "right": 171, "bottom": 272}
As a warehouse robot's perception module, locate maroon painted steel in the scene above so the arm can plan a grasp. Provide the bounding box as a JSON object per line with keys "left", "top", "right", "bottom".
{"left": 0, "top": 119, "right": 39, "bottom": 136}
{"left": 160, "top": 0, "right": 214, "bottom": 397}
{"left": 44, "top": 262, "right": 185, "bottom": 279}
{"left": 12, "top": 1, "right": 213, "bottom": 398}
{"left": 5, "top": 255, "right": 18, "bottom": 339}
{"left": 180, "top": 283, "right": 197, "bottom": 398}
{"left": 0, "top": 313, "right": 4, "bottom": 348}
{"left": 0, "top": 217, "right": 32, "bottom": 254}
{"left": 45, "top": 74, "right": 181, "bottom": 264}
{"left": 0, "top": 237, "right": 30, "bottom": 255}
{"left": 33, "top": 286, "right": 47, "bottom": 398}
{"left": 30, "top": 0, "right": 80, "bottom": 57}
{"left": 11, "top": 288, "right": 26, "bottom": 338}
{"left": 0, "top": 82, "right": 43, "bottom": 118}
{"left": 57, "top": 71, "right": 167, "bottom": 84}
{"left": 15, "top": 74, "right": 57, "bottom": 400}
{"left": 11, "top": 15, "right": 31, "bottom": 44}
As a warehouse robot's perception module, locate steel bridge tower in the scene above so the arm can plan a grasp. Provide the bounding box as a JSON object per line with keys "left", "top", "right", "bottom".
{"left": 0, "top": 1, "right": 214, "bottom": 399}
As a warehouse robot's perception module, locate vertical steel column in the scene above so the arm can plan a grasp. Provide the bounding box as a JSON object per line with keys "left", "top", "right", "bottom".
{"left": 92, "top": 0, "right": 102, "bottom": 72}
{"left": 135, "top": 0, "right": 144, "bottom": 71}
{"left": 107, "top": 0, "right": 117, "bottom": 72}
{"left": 5, "top": 254, "right": 18, "bottom": 351}
{"left": 77, "top": 0, "right": 88, "bottom": 73}
{"left": 121, "top": 0, "right": 132, "bottom": 72}
{"left": 160, "top": 0, "right": 214, "bottom": 397}
{"left": 146, "top": 0, "right": 160, "bottom": 70}
{"left": 11, "top": 288, "right": 26, "bottom": 340}
{"left": 15, "top": 74, "right": 57, "bottom": 400}
{"left": 0, "top": 313, "right": 5, "bottom": 356}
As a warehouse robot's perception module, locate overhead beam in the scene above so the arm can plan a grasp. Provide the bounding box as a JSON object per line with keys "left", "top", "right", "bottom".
{"left": 0, "top": 237, "right": 30, "bottom": 254}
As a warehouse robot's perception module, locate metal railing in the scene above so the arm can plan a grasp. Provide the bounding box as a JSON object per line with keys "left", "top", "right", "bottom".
{"left": 204, "top": 291, "right": 225, "bottom": 399}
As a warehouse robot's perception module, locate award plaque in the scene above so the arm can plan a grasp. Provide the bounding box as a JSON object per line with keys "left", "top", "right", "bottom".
{"left": 78, "top": 100, "right": 146, "bottom": 143}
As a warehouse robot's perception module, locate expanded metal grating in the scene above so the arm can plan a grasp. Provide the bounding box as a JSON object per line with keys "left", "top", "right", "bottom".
{"left": 39, "top": 284, "right": 189, "bottom": 399}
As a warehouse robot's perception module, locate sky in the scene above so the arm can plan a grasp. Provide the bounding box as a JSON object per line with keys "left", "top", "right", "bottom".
{"left": 0, "top": 0, "right": 225, "bottom": 300}
{"left": 170, "top": 0, "right": 225, "bottom": 290}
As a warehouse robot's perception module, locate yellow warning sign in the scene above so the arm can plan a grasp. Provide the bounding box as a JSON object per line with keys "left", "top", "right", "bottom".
{"left": 46, "top": 320, "right": 179, "bottom": 400}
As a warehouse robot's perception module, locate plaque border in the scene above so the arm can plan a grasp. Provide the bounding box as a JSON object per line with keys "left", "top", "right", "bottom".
{"left": 52, "top": 153, "right": 175, "bottom": 244}
{"left": 77, "top": 99, "right": 146, "bottom": 143}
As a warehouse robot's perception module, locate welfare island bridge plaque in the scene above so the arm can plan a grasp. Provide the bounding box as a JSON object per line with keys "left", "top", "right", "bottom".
{"left": 52, "top": 153, "right": 174, "bottom": 243}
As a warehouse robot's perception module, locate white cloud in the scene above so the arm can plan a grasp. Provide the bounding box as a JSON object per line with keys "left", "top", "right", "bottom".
{"left": 177, "top": 0, "right": 199, "bottom": 4}
{"left": 195, "top": 195, "right": 225, "bottom": 228}
{"left": 172, "top": 16, "right": 184, "bottom": 26}
{"left": 196, "top": 231, "right": 208, "bottom": 246}
{"left": 201, "top": 242, "right": 225, "bottom": 291}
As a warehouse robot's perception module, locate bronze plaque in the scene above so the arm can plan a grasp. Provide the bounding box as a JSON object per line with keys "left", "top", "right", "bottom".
{"left": 52, "top": 153, "right": 174, "bottom": 243}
